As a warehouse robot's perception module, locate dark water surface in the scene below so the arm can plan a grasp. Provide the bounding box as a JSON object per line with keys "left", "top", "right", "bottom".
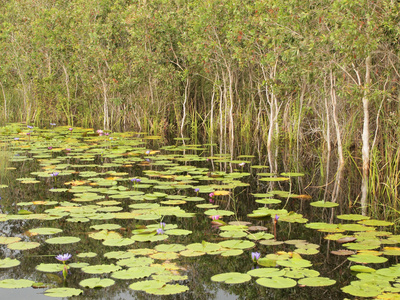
{"left": 0, "top": 127, "right": 393, "bottom": 299}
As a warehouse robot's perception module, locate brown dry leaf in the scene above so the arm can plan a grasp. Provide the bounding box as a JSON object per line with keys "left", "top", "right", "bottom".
{"left": 331, "top": 249, "right": 355, "bottom": 256}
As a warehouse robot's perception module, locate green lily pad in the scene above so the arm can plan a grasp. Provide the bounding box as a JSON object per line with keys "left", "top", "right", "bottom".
{"left": 220, "top": 249, "right": 244, "bottom": 257}
{"left": 77, "top": 252, "right": 97, "bottom": 258}
{"left": 218, "top": 240, "right": 255, "bottom": 250}
{"left": 117, "top": 257, "right": 154, "bottom": 268}
{"left": 256, "top": 277, "right": 297, "bottom": 289}
{"left": 81, "top": 264, "right": 121, "bottom": 274}
{"left": 247, "top": 268, "right": 286, "bottom": 277}
{"left": 36, "top": 263, "right": 65, "bottom": 272}
{"left": 0, "top": 258, "right": 20, "bottom": 268}
{"left": 341, "top": 282, "right": 383, "bottom": 297}
{"left": 211, "top": 272, "right": 252, "bottom": 284}
{"left": 347, "top": 254, "right": 388, "bottom": 264}
{"left": 29, "top": 227, "right": 63, "bottom": 235}
{"left": 204, "top": 209, "right": 234, "bottom": 217}
{"left": 337, "top": 214, "right": 370, "bottom": 221}
{"left": 45, "top": 236, "right": 81, "bottom": 244}
{"left": 129, "top": 280, "right": 165, "bottom": 291}
{"left": 350, "top": 265, "right": 376, "bottom": 273}
{"left": 8, "top": 241, "right": 41, "bottom": 250}
{"left": 146, "top": 284, "right": 189, "bottom": 295}
{"left": 90, "top": 224, "right": 121, "bottom": 230}
{"left": 0, "top": 237, "right": 21, "bottom": 244}
{"left": 111, "top": 267, "right": 156, "bottom": 280}
{"left": 276, "top": 258, "right": 312, "bottom": 268}
{"left": 0, "top": 279, "right": 35, "bottom": 288}
{"left": 358, "top": 219, "right": 394, "bottom": 227}
{"left": 79, "top": 278, "right": 115, "bottom": 288}
{"left": 102, "top": 238, "right": 135, "bottom": 247}
{"left": 154, "top": 244, "right": 186, "bottom": 252}
{"left": 310, "top": 201, "right": 339, "bottom": 208}
{"left": 44, "top": 287, "right": 83, "bottom": 297}
{"left": 298, "top": 277, "right": 336, "bottom": 287}
{"left": 164, "top": 229, "right": 192, "bottom": 236}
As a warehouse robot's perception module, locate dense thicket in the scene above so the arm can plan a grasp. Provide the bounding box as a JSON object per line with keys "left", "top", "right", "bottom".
{"left": 1, "top": 0, "right": 400, "bottom": 207}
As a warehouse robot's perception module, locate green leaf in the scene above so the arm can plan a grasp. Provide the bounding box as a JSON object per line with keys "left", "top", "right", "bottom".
{"left": 298, "top": 277, "right": 336, "bottom": 287}
{"left": 81, "top": 264, "right": 121, "bottom": 274}
{"left": 45, "top": 236, "right": 81, "bottom": 244}
{"left": 247, "top": 268, "right": 286, "bottom": 277}
{"left": 211, "top": 272, "right": 252, "bottom": 284}
{"left": 256, "top": 277, "right": 297, "bottom": 289}
{"left": 146, "top": 284, "right": 189, "bottom": 295}
{"left": 0, "top": 258, "right": 20, "bottom": 268}
{"left": 310, "top": 201, "right": 339, "bottom": 208}
{"left": 129, "top": 280, "right": 165, "bottom": 291}
{"left": 155, "top": 244, "right": 186, "bottom": 252}
{"left": 44, "top": 288, "right": 83, "bottom": 297}
{"left": 218, "top": 240, "right": 255, "bottom": 249}
{"left": 7, "top": 241, "right": 41, "bottom": 250}
{"left": 0, "top": 279, "right": 35, "bottom": 288}
{"left": 79, "top": 278, "right": 115, "bottom": 289}
{"left": 29, "top": 227, "right": 63, "bottom": 235}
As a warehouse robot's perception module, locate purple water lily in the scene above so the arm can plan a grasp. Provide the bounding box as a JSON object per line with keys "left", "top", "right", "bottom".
{"left": 251, "top": 252, "right": 261, "bottom": 262}
{"left": 68, "top": 127, "right": 73, "bottom": 131}
{"left": 194, "top": 188, "right": 200, "bottom": 193}
{"left": 50, "top": 123, "right": 56, "bottom": 126}
{"left": 56, "top": 253, "right": 72, "bottom": 263}
{"left": 51, "top": 172, "right": 59, "bottom": 177}
{"left": 156, "top": 228, "right": 164, "bottom": 235}
{"left": 27, "top": 125, "right": 33, "bottom": 129}
{"left": 275, "top": 215, "right": 279, "bottom": 221}
{"left": 160, "top": 222, "right": 166, "bottom": 228}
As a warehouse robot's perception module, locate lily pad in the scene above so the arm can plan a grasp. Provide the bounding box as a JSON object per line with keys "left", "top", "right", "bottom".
{"left": 29, "top": 227, "right": 63, "bottom": 235}
{"left": 8, "top": 241, "right": 41, "bottom": 250}
{"left": 44, "top": 287, "right": 83, "bottom": 297}
{"left": 0, "top": 279, "right": 35, "bottom": 289}
{"left": 146, "top": 284, "right": 189, "bottom": 295}
{"left": 79, "top": 278, "right": 115, "bottom": 288}
{"left": 0, "top": 258, "right": 20, "bottom": 268}
{"left": 298, "top": 277, "right": 336, "bottom": 287}
{"left": 211, "top": 272, "right": 252, "bottom": 284}
{"left": 81, "top": 264, "right": 121, "bottom": 274}
{"left": 129, "top": 280, "right": 165, "bottom": 291}
{"left": 45, "top": 236, "right": 81, "bottom": 244}
{"left": 256, "top": 277, "right": 297, "bottom": 289}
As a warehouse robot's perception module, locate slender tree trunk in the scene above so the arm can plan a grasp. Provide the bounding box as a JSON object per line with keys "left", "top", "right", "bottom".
{"left": 361, "top": 55, "right": 372, "bottom": 214}
{"left": 0, "top": 82, "right": 6, "bottom": 124}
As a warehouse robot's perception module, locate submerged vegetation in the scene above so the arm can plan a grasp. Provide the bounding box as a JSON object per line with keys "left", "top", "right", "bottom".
{"left": 0, "top": 124, "right": 399, "bottom": 298}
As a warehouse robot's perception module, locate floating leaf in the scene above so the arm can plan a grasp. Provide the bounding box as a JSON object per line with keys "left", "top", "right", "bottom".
{"left": 154, "top": 244, "right": 186, "bottom": 252}
{"left": 45, "top": 236, "right": 81, "bottom": 244}
{"left": 298, "top": 277, "right": 336, "bottom": 287}
{"left": 310, "top": 201, "right": 339, "bottom": 208}
{"left": 0, "top": 258, "right": 20, "bottom": 268}
{"left": 276, "top": 258, "right": 312, "bottom": 268}
{"left": 218, "top": 240, "right": 255, "bottom": 249}
{"left": 256, "top": 277, "right": 297, "bottom": 289}
{"left": 44, "top": 288, "right": 83, "bottom": 297}
{"left": 79, "top": 278, "right": 115, "bottom": 288}
{"left": 111, "top": 267, "right": 155, "bottom": 280}
{"left": 36, "top": 263, "right": 65, "bottom": 273}
{"left": 347, "top": 254, "right": 388, "bottom": 264}
{"left": 8, "top": 241, "right": 40, "bottom": 250}
{"left": 0, "top": 237, "right": 21, "bottom": 244}
{"left": 247, "top": 268, "right": 285, "bottom": 278}
{"left": 146, "top": 284, "right": 189, "bottom": 295}
{"left": 211, "top": 272, "right": 252, "bottom": 284}
{"left": 0, "top": 279, "right": 34, "bottom": 289}
{"left": 81, "top": 264, "right": 121, "bottom": 274}
{"left": 77, "top": 252, "right": 97, "bottom": 258}
{"left": 29, "top": 227, "right": 63, "bottom": 235}
{"left": 129, "top": 280, "right": 165, "bottom": 291}
{"left": 103, "top": 238, "right": 135, "bottom": 247}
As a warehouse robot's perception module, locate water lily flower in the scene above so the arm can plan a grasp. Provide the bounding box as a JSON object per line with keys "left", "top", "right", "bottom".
{"left": 51, "top": 172, "right": 59, "bottom": 177}
{"left": 50, "top": 123, "right": 56, "bottom": 126}
{"left": 239, "top": 162, "right": 245, "bottom": 167}
{"left": 209, "top": 198, "right": 214, "bottom": 203}
{"left": 275, "top": 215, "right": 279, "bottom": 222}
{"left": 68, "top": 127, "right": 73, "bottom": 131}
{"left": 56, "top": 253, "right": 72, "bottom": 263}
{"left": 96, "top": 129, "right": 103, "bottom": 135}
{"left": 48, "top": 146, "right": 52, "bottom": 150}
{"left": 65, "top": 148, "right": 71, "bottom": 151}
{"left": 131, "top": 178, "right": 136, "bottom": 182}
{"left": 145, "top": 150, "right": 150, "bottom": 155}
{"left": 211, "top": 215, "right": 220, "bottom": 221}
{"left": 136, "top": 178, "right": 141, "bottom": 183}
{"left": 26, "top": 132, "right": 30, "bottom": 136}
{"left": 251, "top": 252, "right": 261, "bottom": 262}
{"left": 194, "top": 188, "right": 200, "bottom": 193}
{"left": 160, "top": 222, "right": 166, "bottom": 228}
{"left": 156, "top": 228, "right": 164, "bottom": 235}
{"left": 27, "top": 125, "right": 33, "bottom": 129}
{"left": 209, "top": 192, "right": 215, "bottom": 198}
{"left": 105, "top": 132, "right": 110, "bottom": 136}
{"left": 14, "top": 137, "right": 19, "bottom": 140}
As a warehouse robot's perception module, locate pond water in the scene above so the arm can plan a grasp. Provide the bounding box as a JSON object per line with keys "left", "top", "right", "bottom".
{"left": 0, "top": 124, "right": 399, "bottom": 299}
